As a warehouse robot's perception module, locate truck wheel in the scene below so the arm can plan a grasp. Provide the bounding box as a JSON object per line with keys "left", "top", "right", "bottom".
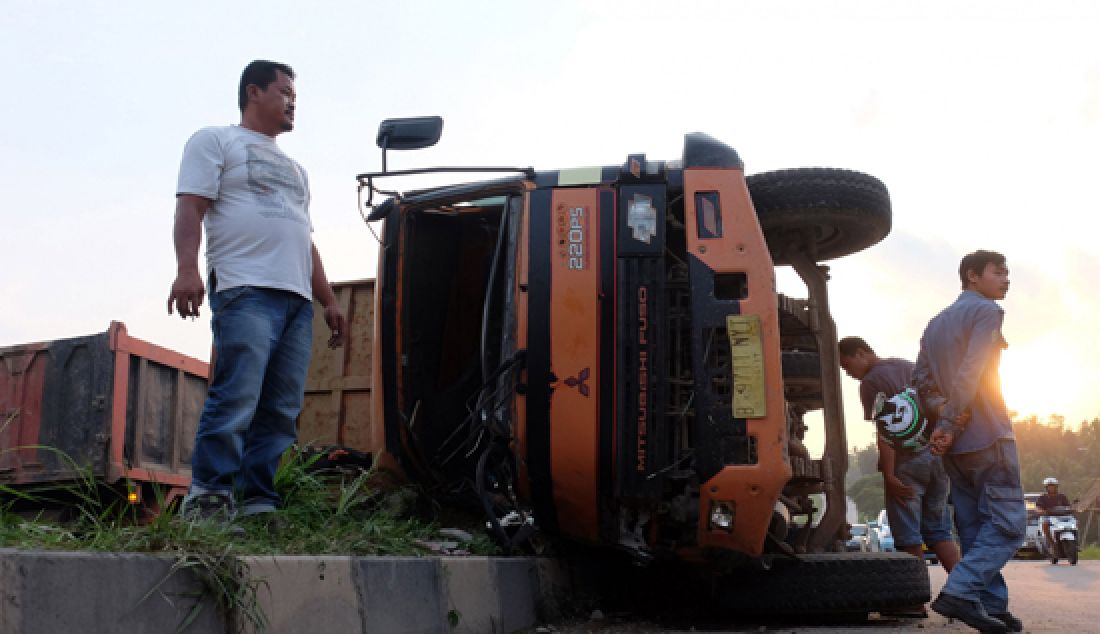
{"left": 716, "top": 552, "right": 929, "bottom": 616}
{"left": 781, "top": 350, "right": 820, "bottom": 378}
{"left": 746, "top": 168, "right": 891, "bottom": 265}
{"left": 782, "top": 350, "right": 823, "bottom": 410}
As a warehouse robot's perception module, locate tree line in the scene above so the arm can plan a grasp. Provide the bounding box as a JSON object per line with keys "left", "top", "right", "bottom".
{"left": 846, "top": 415, "right": 1100, "bottom": 521}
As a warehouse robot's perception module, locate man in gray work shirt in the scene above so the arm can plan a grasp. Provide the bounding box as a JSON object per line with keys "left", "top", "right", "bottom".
{"left": 918, "top": 250, "right": 1024, "bottom": 634}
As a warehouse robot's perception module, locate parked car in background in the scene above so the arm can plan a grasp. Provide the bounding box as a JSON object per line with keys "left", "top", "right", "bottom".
{"left": 874, "top": 509, "right": 896, "bottom": 552}
{"left": 865, "top": 521, "right": 883, "bottom": 552}
{"left": 847, "top": 523, "right": 872, "bottom": 552}
{"left": 1016, "top": 493, "right": 1044, "bottom": 558}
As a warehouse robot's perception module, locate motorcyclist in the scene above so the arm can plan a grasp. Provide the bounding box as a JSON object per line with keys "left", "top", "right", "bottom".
{"left": 1036, "top": 477, "right": 1072, "bottom": 552}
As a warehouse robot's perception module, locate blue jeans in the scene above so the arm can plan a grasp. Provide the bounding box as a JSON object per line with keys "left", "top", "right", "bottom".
{"left": 886, "top": 450, "right": 953, "bottom": 548}
{"left": 188, "top": 285, "right": 313, "bottom": 510}
{"left": 941, "top": 438, "right": 1026, "bottom": 613}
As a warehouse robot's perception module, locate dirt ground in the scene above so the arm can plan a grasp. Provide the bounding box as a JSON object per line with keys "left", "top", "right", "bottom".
{"left": 546, "top": 559, "right": 1099, "bottom": 633}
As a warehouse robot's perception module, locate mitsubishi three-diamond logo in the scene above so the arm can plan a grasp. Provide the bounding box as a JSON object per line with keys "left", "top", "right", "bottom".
{"left": 564, "top": 367, "right": 590, "bottom": 397}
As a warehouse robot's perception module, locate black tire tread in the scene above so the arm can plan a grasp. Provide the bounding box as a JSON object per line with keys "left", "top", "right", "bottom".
{"left": 746, "top": 167, "right": 891, "bottom": 265}
{"left": 781, "top": 350, "right": 821, "bottom": 379}
{"left": 718, "top": 552, "right": 930, "bottom": 614}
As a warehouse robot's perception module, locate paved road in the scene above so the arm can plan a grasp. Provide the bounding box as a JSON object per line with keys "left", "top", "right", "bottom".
{"left": 554, "top": 560, "right": 1099, "bottom": 633}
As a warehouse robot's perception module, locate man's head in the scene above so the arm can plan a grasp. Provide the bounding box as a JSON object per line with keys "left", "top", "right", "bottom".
{"left": 959, "top": 250, "right": 1010, "bottom": 300}
{"left": 238, "top": 60, "right": 296, "bottom": 135}
{"left": 837, "top": 336, "right": 878, "bottom": 380}
{"left": 1044, "top": 476, "right": 1059, "bottom": 494}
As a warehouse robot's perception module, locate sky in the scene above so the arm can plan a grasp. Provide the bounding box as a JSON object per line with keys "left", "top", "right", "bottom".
{"left": 2, "top": 0, "right": 1099, "bottom": 456}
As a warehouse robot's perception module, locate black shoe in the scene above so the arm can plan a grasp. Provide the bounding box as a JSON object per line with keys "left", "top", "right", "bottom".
{"left": 930, "top": 592, "right": 1007, "bottom": 633}
{"left": 990, "top": 611, "right": 1023, "bottom": 633}
{"left": 181, "top": 492, "right": 235, "bottom": 520}
{"left": 179, "top": 492, "right": 246, "bottom": 537}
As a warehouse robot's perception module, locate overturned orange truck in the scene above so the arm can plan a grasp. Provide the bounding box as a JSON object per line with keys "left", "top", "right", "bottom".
{"left": 354, "top": 117, "right": 927, "bottom": 613}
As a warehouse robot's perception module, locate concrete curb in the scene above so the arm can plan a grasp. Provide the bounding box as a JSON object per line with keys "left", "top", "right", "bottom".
{"left": 0, "top": 549, "right": 571, "bottom": 633}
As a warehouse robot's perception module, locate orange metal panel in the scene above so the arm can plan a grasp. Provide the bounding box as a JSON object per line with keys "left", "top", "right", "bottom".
{"left": 683, "top": 168, "right": 791, "bottom": 556}
{"left": 369, "top": 250, "right": 400, "bottom": 474}
{"left": 110, "top": 322, "right": 210, "bottom": 378}
{"left": 107, "top": 343, "right": 130, "bottom": 482}
{"left": 548, "top": 188, "right": 602, "bottom": 542}
{"left": 514, "top": 192, "right": 532, "bottom": 501}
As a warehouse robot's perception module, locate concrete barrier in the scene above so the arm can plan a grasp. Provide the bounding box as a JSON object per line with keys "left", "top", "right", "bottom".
{"left": 0, "top": 550, "right": 570, "bottom": 634}
{"left": 0, "top": 550, "right": 222, "bottom": 634}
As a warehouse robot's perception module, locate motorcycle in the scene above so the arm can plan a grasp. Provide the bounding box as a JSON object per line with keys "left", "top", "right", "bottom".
{"left": 1039, "top": 505, "right": 1079, "bottom": 565}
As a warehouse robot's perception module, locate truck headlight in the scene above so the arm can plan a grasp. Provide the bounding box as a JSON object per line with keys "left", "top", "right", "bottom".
{"left": 709, "top": 501, "right": 735, "bottom": 532}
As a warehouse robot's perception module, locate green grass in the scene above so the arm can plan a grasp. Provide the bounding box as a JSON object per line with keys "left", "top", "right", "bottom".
{"left": 1078, "top": 544, "right": 1100, "bottom": 560}
{"left": 0, "top": 447, "right": 496, "bottom": 557}
{"left": 1, "top": 446, "right": 499, "bottom": 632}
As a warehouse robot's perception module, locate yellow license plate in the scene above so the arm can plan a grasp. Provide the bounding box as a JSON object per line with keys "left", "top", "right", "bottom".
{"left": 726, "top": 315, "right": 766, "bottom": 418}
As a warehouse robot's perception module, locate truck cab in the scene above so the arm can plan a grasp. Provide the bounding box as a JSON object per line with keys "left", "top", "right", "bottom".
{"left": 361, "top": 117, "right": 893, "bottom": 566}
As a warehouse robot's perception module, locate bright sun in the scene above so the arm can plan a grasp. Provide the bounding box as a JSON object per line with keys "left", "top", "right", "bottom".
{"left": 998, "top": 336, "right": 1084, "bottom": 422}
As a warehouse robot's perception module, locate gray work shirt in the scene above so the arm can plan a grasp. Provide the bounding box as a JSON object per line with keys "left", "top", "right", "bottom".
{"left": 914, "top": 290, "right": 1013, "bottom": 454}
{"left": 859, "top": 357, "right": 926, "bottom": 464}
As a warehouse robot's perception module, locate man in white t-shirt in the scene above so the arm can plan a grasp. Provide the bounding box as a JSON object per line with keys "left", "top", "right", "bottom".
{"left": 167, "top": 60, "right": 345, "bottom": 527}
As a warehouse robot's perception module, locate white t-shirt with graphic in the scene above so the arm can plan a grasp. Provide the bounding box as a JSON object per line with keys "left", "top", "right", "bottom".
{"left": 176, "top": 125, "right": 313, "bottom": 300}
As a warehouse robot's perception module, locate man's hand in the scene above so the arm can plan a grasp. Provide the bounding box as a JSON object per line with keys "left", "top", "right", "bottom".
{"left": 323, "top": 304, "right": 346, "bottom": 348}
{"left": 884, "top": 474, "right": 915, "bottom": 501}
{"left": 168, "top": 268, "right": 205, "bottom": 319}
{"left": 929, "top": 428, "right": 955, "bottom": 456}
{"left": 310, "top": 244, "right": 345, "bottom": 348}
{"left": 169, "top": 195, "right": 209, "bottom": 319}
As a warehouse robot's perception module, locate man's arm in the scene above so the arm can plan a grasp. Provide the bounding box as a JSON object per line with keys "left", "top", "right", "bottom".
{"left": 939, "top": 306, "right": 1002, "bottom": 428}
{"left": 167, "top": 194, "right": 211, "bottom": 318}
{"left": 912, "top": 343, "right": 934, "bottom": 401}
{"left": 877, "top": 434, "right": 914, "bottom": 501}
{"left": 928, "top": 308, "right": 1001, "bottom": 455}
{"left": 917, "top": 340, "right": 955, "bottom": 456}
{"left": 311, "top": 242, "right": 346, "bottom": 348}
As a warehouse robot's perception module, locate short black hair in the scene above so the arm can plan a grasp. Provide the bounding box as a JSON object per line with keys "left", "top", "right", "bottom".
{"left": 238, "top": 60, "right": 295, "bottom": 113}
{"left": 958, "top": 250, "right": 1006, "bottom": 289}
{"left": 837, "top": 336, "right": 874, "bottom": 358}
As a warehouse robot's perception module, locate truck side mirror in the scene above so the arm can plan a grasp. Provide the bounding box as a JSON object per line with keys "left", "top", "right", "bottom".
{"left": 377, "top": 116, "right": 443, "bottom": 150}
{"left": 375, "top": 116, "right": 443, "bottom": 173}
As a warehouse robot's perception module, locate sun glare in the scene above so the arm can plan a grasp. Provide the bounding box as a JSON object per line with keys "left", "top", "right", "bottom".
{"left": 998, "top": 337, "right": 1083, "bottom": 422}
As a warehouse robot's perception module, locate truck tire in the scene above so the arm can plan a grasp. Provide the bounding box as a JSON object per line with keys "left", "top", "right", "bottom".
{"left": 716, "top": 552, "right": 930, "bottom": 616}
{"left": 782, "top": 350, "right": 822, "bottom": 409}
{"left": 782, "top": 350, "right": 820, "bottom": 378}
{"left": 746, "top": 168, "right": 891, "bottom": 265}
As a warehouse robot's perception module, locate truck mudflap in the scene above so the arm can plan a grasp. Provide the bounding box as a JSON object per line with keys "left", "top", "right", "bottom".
{"left": 682, "top": 166, "right": 790, "bottom": 556}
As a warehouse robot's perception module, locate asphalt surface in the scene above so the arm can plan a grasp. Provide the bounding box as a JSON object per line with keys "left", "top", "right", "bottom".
{"left": 551, "top": 559, "right": 1099, "bottom": 633}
